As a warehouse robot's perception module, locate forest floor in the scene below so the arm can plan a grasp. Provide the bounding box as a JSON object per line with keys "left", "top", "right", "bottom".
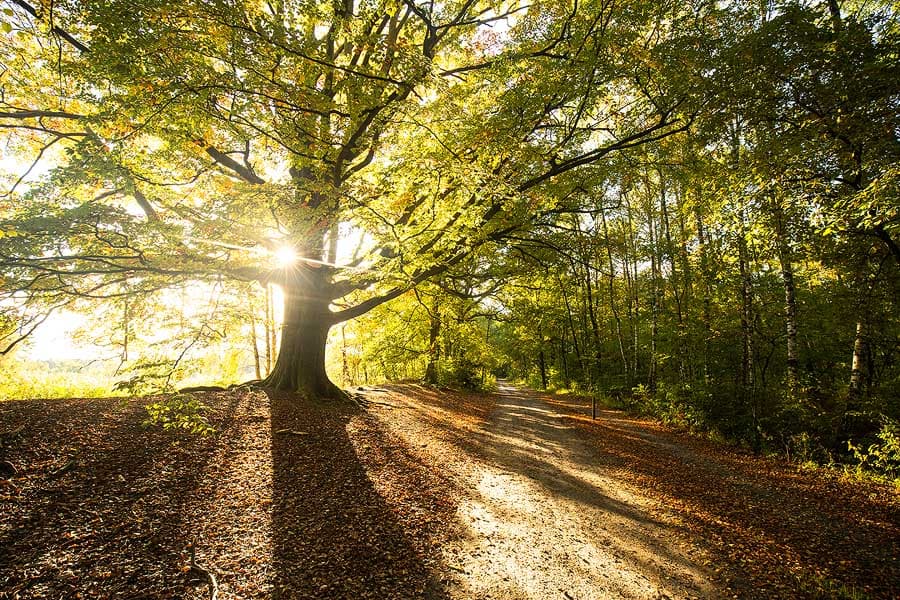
{"left": 0, "top": 384, "right": 898, "bottom": 599}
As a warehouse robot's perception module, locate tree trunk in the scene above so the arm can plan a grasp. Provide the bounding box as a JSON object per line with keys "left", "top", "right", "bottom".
{"left": 250, "top": 314, "right": 262, "bottom": 380}
{"left": 849, "top": 320, "right": 868, "bottom": 398}
{"left": 772, "top": 199, "right": 800, "bottom": 393}
{"left": 264, "top": 284, "right": 273, "bottom": 374}
{"left": 695, "top": 205, "right": 712, "bottom": 383}
{"left": 601, "top": 207, "right": 629, "bottom": 387}
{"left": 341, "top": 324, "right": 351, "bottom": 386}
{"left": 647, "top": 196, "right": 660, "bottom": 394}
{"left": 738, "top": 215, "right": 755, "bottom": 392}
{"left": 538, "top": 349, "right": 548, "bottom": 390}
{"left": 423, "top": 299, "right": 441, "bottom": 385}
{"left": 263, "top": 268, "right": 343, "bottom": 398}
{"left": 660, "top": 177, "right": 687, "bottom": 386}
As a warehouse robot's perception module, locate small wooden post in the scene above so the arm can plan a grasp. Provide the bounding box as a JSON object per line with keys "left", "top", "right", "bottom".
{"left": 591, "top": 395, "right": 596, "bottom": 420}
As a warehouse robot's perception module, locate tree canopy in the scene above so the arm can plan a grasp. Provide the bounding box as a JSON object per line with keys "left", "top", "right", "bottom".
{"left": 1, "top": 0, "right": 899, "bottom": 459}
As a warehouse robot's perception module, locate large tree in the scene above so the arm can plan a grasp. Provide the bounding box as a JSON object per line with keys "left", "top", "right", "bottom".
{"left": 0, "top": 0, "right": 701, "bottom": 396}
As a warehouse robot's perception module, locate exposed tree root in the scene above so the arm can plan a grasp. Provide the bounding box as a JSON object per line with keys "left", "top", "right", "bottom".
{"left": 188, "top": 541, "right": 218, "bottom": 600}
{"left": 0, "top": 460, "right": 17, "bottom": 479}
{"left": 178, "top": 380, "right": 264, "bottom": 393}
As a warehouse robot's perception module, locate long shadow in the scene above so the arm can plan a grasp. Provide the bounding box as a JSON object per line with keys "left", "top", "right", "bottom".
{"left": 0, "top": 393, "right": 242, "bottom": 599}
{"left": 391, "top": 385, "right": 708, "bottom": 591}
{"left": 267, "top": 390, "right": 450, "bottom": 599}
{"left": 542, "top": 391, "right": 900, "bottom": 599}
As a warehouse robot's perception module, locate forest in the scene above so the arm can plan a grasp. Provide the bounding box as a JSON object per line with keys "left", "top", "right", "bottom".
{"left": 1, "top": 0, "right": 900, "bottom": 598}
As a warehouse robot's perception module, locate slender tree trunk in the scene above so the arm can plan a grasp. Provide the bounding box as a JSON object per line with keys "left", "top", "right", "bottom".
{"left": 423, "top": 298, "right": 441, "bottom": 385}
{"left": 849, "top": 320, "right": 868, "bottom": 398}
{"left": 341, "top": 324, "right": 350, "bottom": 386}
{"left": 647, "top": 195, "right": 660, "bottom": 394}
{"left": 695, "top": 205, "right": 713, "bottom": 383}
{"left": 123, "top": 297, "right": 129, "bottom": 363}
{"left": 601, "top": 208, "right": 629, "bottom": 387}
{"left": 623, "top": 194, "right": 641, "bottom": 381}
{"left": 560, "top": 278, "right": 585, "bottom": 382}
{"left": 772, "top": 199, "right": 800, "bottom": 393}
{"left": 250, "top": 314, "right": 262, "bottom": 380}
{"left": 264, "top": 284, "right": 273, "bottom": 374}
{"left": 849, "top": 267, "right": 873, "bottom": 400}
{"left": 583, "top": 267, "right": 603, "bottom": 386}
{"left": 538, "top": 350, "right": 548, "bottom": 390}
{"left": 660, "top": 177, "right": 687, "bottom": 385}
{"left": 674, "top": 185, "right": 695, "bottom": 381}
{"left": 738, "top": 212, "right": 755, "bottom": 392}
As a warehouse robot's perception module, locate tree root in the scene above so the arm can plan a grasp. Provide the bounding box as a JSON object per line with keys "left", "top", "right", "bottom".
{"left": 178, "top": 380, "right": 264, "bottom": 393}
{"left": 188, "top": 541, "right": 218, "bottom": 600}
{"left": 49, "top": 458, "right": 76, "bottom": 478}
{"left": 0, "top": 460, "right": 17, "bottom": 479}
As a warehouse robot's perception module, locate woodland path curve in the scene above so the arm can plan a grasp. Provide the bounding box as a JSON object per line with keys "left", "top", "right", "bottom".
{"left": 373, "top": 383, "right": 718, "bottom": 600}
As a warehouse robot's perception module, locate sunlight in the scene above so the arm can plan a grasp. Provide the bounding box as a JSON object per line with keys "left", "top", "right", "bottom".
{"left": 273, "top": 246, "right": 299, "bottom": 268}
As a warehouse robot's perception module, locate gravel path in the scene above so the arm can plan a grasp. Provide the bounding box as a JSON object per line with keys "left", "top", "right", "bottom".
{"left": 444, "top": 383, "right": 714, "bottom": 599}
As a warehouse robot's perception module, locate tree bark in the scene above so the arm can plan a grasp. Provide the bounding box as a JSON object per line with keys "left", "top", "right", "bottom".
{"left": 423, "top": 298, "right": 441, "bottom": 385}
{"left": 738, "top": 213, "right": 755, "bottom": 392}
{"left": 601, "top": 207, "right": 629, "bottom": 387}
{"left": 849, "top": 320, "right": 868, "bottom": 397}
{"left": 647, "top": 193, "right": 660, "bottom": 394}
{"left": 695, "top": 205, "right": 713, "bottom": 383}
{"left": 538, "top": 349, "right": 548, "bottom": 390}
{"left": 250, "top": 314, "right": 262, "bottom": 380}
{"left": 772, "top": 199, "right": 800, "bottom": 393}
{"left": 263, "top": 267, "right": 343, "bottom": 398}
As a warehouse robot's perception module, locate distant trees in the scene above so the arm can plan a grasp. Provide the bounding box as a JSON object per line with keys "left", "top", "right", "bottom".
{"left": 489, "top": 1, "right": 900, "bottom": 454}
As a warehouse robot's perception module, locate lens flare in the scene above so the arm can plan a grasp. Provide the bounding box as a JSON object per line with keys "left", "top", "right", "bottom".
{"left": 273, "top": 246, "right": 299, "bottom": 268}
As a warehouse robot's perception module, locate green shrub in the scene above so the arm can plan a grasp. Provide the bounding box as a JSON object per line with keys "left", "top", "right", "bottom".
{"left": 848, "top": 419, "right": 900, "bottom": 481}
{"left": 143, "top": 394, "right": 215, "bottom": 435}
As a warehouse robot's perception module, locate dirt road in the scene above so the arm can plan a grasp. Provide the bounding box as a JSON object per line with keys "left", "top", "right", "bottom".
{"left": 369, "top": 383, "right": 713, "bottom": 599}
{"left": 2, "top": 384, "right": 898, "bottom": 599}
{"left": 368, "top": 383, "right": 900, "bottom": 600}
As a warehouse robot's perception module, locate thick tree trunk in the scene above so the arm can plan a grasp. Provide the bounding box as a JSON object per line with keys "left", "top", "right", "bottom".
{"left": 263, "top": 268, "right": 343, "bottom": 398}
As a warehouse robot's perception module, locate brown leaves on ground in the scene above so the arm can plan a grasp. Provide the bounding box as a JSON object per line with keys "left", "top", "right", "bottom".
{"left": 0, "top": 390, "right": 458, "bottom": 599}
{"left": 1, "top": 385, "right": 899, "bottom": 599}
{"left": 543, "top": 393, "right": 900, "bottom": 599}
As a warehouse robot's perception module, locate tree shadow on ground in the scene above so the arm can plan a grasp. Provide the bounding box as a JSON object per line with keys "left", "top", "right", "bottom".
{"left": 387, "top": 385, "right": 711, "bottom": 596}
{"left": 267, "top": 390, "right": 450, "bottom": 599}
{"left": 1, "top": 390, "right": 452, "bottom": 600}
{"left": 542, "top": 392, "right": 900, "bottom": 599}
{"left": 0, "top": 393, "right": 242, "bottom": 599}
